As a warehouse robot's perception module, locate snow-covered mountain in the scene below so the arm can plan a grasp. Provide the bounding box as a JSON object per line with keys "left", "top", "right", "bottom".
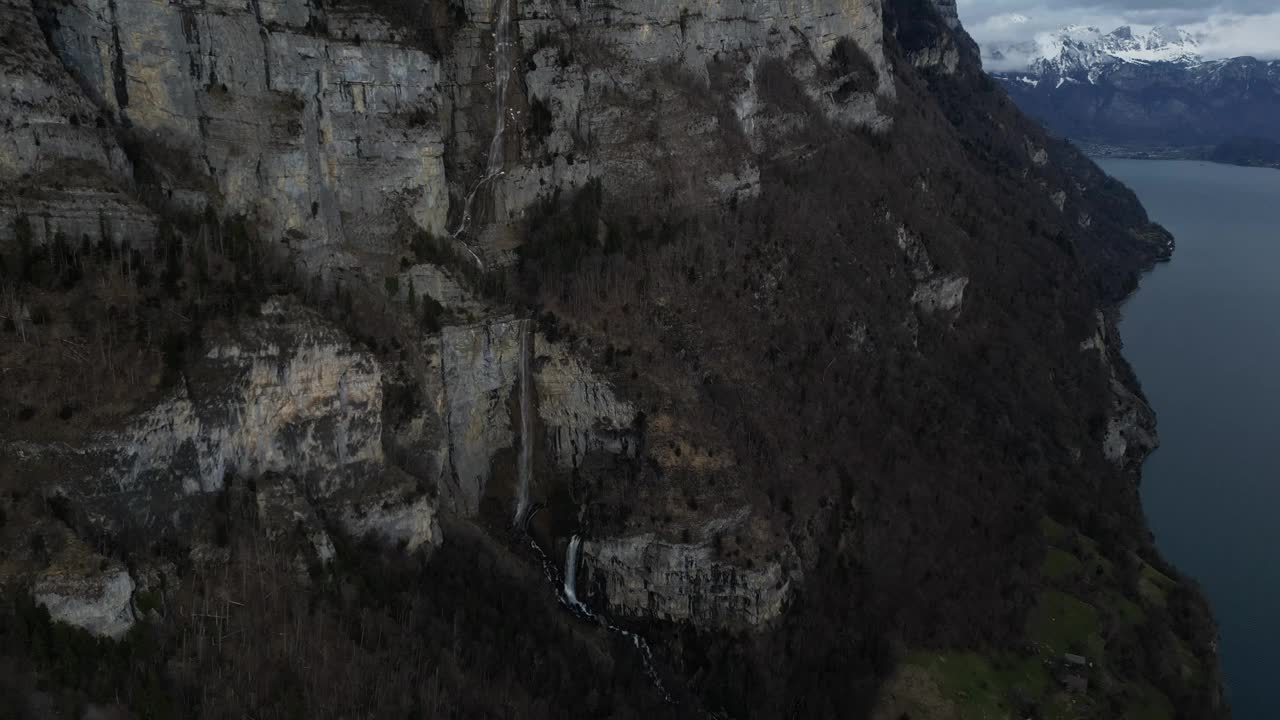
{"left": 983, "top": 23, "right": 1280, "bottom": 159}
{"left": 984, "top": 24, "right": 1202, "bottom": 76}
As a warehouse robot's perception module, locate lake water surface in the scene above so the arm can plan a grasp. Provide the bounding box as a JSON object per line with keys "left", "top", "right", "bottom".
{"left": 1100, "top": 158, "right": 1280, "bottom": 720}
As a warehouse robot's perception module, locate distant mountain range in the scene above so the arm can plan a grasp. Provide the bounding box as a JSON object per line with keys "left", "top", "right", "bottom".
{"left": 984, "top": 25, "right": 1280, "bottom": 167}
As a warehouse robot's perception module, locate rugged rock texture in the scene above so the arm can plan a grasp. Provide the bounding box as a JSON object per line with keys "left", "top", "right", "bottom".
{"left": 436, "top": 318, "right": 524, "bottom": 514}
{"left": 62, "top": 297, "right": 383, "bottom": 521}
{"left": 0, "top": 0, "right": 1229, "bottom": 717}
{"left": 254, "top": 472, "right": 337, "bottom": 567}
{"left": 34, "top": 0, "right": 450, "bottom": 257}
{"left": 534, "top": 334, "right": 637, "bottom": 471}
{"left": 0, "top": 0, "right": 157, "bottom": 248}
{"left": 331, "top": 471, "right": 442, "bottom": 552}
{"left": 32, "top": 539, "right": 135, "bottom": 639}
{"left": 582, "top": 508, "right": 791, "bottom": 628}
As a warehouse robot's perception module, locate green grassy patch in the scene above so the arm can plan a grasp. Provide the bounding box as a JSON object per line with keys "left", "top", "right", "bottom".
{"left": 1124, "top": 683, "right": 1174, "bottom": 720}
{"left": 1027, "top": 590, "right": 1102, "bottom": 657}
{"left": 1041, "top": 516, "right": 1070, "bottom": 542}
{"left": 1174, "top": 638, "right": 1205, "bottom": 688}
{"left": 1137, "top": 561, "right": 1175, "bottom": 608}
{"left": 907, "top": 651, "right": 1051, "bottom": 720}
{"left": 1042, "top": 547, "right": 1084, "bottom": 582}
{"left": 1041, "top": 691, "right": 1082, "bottom": 720}
{"left": 1114, "top": 594, "right": 1146, "bottom": 629}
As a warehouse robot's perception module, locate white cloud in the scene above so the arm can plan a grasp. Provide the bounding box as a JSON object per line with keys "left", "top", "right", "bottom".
{"left": 957, "top": 1, "right": 1280, "bottom": 59}
{"left": 1187, "top": 13, "right": 1280, "bottom": 59}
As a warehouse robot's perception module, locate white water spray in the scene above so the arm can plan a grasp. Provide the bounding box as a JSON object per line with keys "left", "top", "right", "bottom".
{"left": 522, "top": 529, "right": 673, "bottom": 703}
{"left": 514, "top": 318, "right": 533, "bottom": 526}
{"left": 557, "top": 535, "right": 672, "bottom": 702}
{"left": 563, "top": 535, "right": 585, "bottom": 611}
{"left": 448, "top": 0, "right": 515, "bottom": 269}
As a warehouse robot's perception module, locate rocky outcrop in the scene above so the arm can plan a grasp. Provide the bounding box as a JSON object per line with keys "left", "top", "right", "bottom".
{"left": 506, "top": 0, "right": 897, "bottom": 221}
{"left": 897, "top": 222, "right": 968, "bottom": 315}
{"left": 1080, "top": 312, "right": 1159, "bottom": 469}
{"left": 7, "top": 298, "right": 384, "bottom": 536}
{"left": 331, "top": 471, "right": 441, "bottom": 552}
{"left": 928, "top": 0, "right": 961, "bottom": 30}
{"left": 1103, "top": 378, "right": 1158, "bottom": 467}
{"left": 114, "top": 298, "right": 379, "bottom": 503}
{"left": 15, "top": 0, "right": 899, "bottom": 274}
{"left": 254, "top": 473, "right": 336, "bottom": 567}
{"left": 32, "top": 540, "right": 135, "bottom": 639}
{"left": 436, "top": 318, "right": 524, "bottom": 515}
{"left": 912, "top": 275, "right": 968, "bottom": 314}
{"left": 534, "top": 336, "right": 638, "bottom": 471}
{"left": 34, "top": 0, "right": 449, "bottom": 256}
{"left": 582, "top": 509, "right": 792, "bottom": 629}
{"left": 0, "top": 0, "right": 157, "bottom": 248}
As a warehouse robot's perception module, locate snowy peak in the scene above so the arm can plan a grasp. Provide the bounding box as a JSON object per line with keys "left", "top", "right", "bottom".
{"left": 984, "top": 24, "right": 1202, "bottom": 76}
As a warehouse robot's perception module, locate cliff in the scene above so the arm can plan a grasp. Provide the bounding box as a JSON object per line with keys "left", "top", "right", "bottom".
{"left": 0, "top": 0, "right": 1226, "bottom": 718}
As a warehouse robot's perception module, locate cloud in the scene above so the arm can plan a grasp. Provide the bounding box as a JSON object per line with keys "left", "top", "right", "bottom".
{"left": 1188, "top": 13, "right": 1280, "bottom": 58}
{"left": 957, "top": 0, "right": 1280, "bottom": 58}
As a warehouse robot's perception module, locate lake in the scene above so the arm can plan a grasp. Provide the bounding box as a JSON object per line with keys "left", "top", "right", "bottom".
{"left": 1101, "top": 158, "right": 1280, "bottom": 719}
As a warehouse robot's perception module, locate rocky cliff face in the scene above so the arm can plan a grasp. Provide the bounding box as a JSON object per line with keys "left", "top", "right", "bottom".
{"left": 31, "top": 536, "right": 136, "bottom": 639}
{"left": 0, "top": 0, "right": 1226, "bottom": 718}
{"left": 582, "top": 508, "right": 792, "bottom": 628}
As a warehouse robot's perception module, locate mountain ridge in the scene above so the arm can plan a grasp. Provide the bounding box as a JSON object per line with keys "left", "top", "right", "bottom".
{"left": 985, "top": 23, "right": 1280, "bottom": 160}
{"left": 984, "top": 24, "right": 1203, "bottom": 76}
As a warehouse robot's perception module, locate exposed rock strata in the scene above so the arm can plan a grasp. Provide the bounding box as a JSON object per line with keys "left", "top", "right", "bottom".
{"left": 32, "top": 540, "right": 136, "bottom": 639}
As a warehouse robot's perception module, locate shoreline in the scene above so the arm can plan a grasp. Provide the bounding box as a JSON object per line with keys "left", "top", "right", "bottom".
{"left": 1080, "top": 143, "right": 1280, "bottom": 171}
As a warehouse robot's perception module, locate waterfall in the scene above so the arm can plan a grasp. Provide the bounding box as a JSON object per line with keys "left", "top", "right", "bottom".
{"left": 522, "top": 530, "right": 673, "bottom": 703}
{"left": 563, "top": 535, "right": 586, "bottom": 611}
{"left": 558, "top": 536, "right": 672, "bottom": 703}
{"left": 513, "top": 318, "right": 533, "bottom": 527}
{"left": 448, "top": 0, "right": 515, "bottom": 268}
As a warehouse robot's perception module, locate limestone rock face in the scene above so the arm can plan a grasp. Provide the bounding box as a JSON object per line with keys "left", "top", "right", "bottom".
{"left": 35, "top": 0, "right": 450, "bottom": 253}
{"left": 928, "top": 0, "right": 961, "bottom": 30}
{"left": 254, "top": 473, "right": 337, "bottom": 567}
{"left": 30, "top": 298, "right": 384, "bottom": 530}
{"left": 912, "top": 275, "right": 969, "bottom": 314}
{"left": 534, "top": 336, "right": 638, "bottom": 471}
{"left": 490, "top": 0, "right": 897, "bottom": 251}
{"left": 582, "top": 510, "right": 792, "bottom": 629}
{"left": 1104, "top": 378, "right": 1158, "bottom": 467}
{"left": 1081, "top": 314, "right": 1158, "bottom": 468}
{"left": 437, "top": 319, "right": 525, "bottom": 515}
{"left": 3, "top": 0, "right": 1125, "bottom": 642}
{"left": 337, "top": 483, "right": 442, "bottom": 553}
{"left": 0, "top": 0, "right": 157, "bottom": 248}
{"left": 32, "top": 543, "right": 136, "bottom": 639}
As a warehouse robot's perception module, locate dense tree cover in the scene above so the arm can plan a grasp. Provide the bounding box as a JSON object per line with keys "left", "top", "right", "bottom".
{"left": 506, "top": 9, "right": 1220, "bottom": 717}
{"left": 0, "top": 1, "right": 1223, "bottom": 718}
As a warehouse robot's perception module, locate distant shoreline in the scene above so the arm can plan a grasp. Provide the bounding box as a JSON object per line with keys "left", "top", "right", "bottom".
{"left": 1078, "top": 141, "right": 1280, "bottom": 171}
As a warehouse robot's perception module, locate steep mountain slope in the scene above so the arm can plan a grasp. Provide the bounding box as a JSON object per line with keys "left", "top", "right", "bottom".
{"left": 986, "top": 24, "right": 1280, "bottom": 156}
{"left": 1, "top": 0, "right": 1225, "bottom": 718}
{"left": 985, "top": 25, "right": 1203, "bottom": 76}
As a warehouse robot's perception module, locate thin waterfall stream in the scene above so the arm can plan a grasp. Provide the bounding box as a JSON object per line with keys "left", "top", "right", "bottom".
{"left": 448, "top": 0, "right": 515, "bottom": 270}
{"left": 513, "top": 318, "right": 532, "bottom": 527}
{"left": 557, "top": 534, "right": 673, "bottom": 703}
{"left": 518, "top": 511, "right": 673, "bottom": 703}
{"left": 510, "top": 314, "right": 670, "bottom": 702}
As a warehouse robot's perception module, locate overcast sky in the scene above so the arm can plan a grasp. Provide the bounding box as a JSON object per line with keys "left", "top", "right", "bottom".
{"left": 957, "top": 0, "right": 1280, "bottom": 59}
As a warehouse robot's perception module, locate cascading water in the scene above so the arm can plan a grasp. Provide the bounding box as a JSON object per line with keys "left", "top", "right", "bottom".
{"left": 555, "top": 534, "right": 672, "bottom": 703}
{"left": 449, "top": 0, "right": 515, "bottom": 269}
{"left": 563, "top": 535, "right": 586, "bottom": 611}
{"left": 513, "top": 318, "right": 533, "bottom": 527}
